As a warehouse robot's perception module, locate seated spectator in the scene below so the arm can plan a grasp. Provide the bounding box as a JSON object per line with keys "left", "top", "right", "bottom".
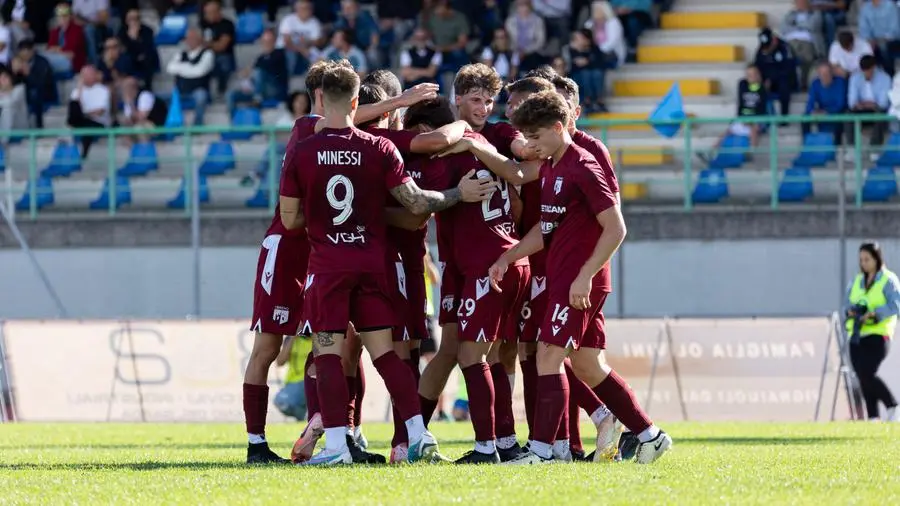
{"left": 847, "top": 54, "right": 890, "bottom": 154}
{"left": 11, "top": 40, "right": 55, "bottom": 128}
{"left": 277, "top": 0, "right": 323, "bottom": 76}
{"left": 1, "top": 0, "right": 33, "bottom": 49}
{"left": 321, "top": 29, "right": 368, "bottom": 75}
{"left": 609, "top": 0, "right": 652, "bottom": 62}
{"left": 400, "top": 28, "right": 441, "bottom": 88}
{"left": 565, "top": 28, "right": 608, "bottom": 112}
{"left": 811, "top": 0, "right": 847, "bottom": 49}
{"left": 73, "top": 0, "right": 111, "bottom": 65}
{"left": 859, "top": 0, "right": 900, "bottom": 75}
{"left": 755, "top": 28, "right": 797, "bottom": 116}
{"left": 119, "top": 76, "right": 167, "bottom": 142}
{"left": 700, "top": 64, "right": 768, "bottom": 163}
{"left": 234, "top": 0, "right": 280, "bottom": 24}
{"left": 276, "top": 90, "right": 310, "bottom": 127}
{"left": 804, "top": 61, "right": 847, "bottom": 143}
{"left": 3, "top": 0, "right": 46, "bottom": 45}
{"left": 506, "top": 0, "right": 546, "bottom": 76}
{"left": 829, "top": 30, "right": 873, "bottom": 79}
{"left": 118, "top": 8, "right": 159, "bottom": 91}
{"left": 45, "top": 3, "right": 87, "bottom": 75}
{"left": 584, "top": 1, "right": 626, "bottom": 68}
{"left": 200, "top": 0, "right": 236, "bottom": 96}
{"left": 166, "top": 27, "right": 214, "bottom": 125}
{"left": 0, "top": 66, "right": 26, "bottom": 143}
{"left": 334, "top": 0, "right": 379, "bottom": 67}
{"left": 423, "top": 0, "right": 470, "bottom": 77}
{"left": 149, "top": 0, "right": 197, "bottom": 19}
{"left": 66, "top": 65, "right": 110, "bottom": 157}
{"left": 97, "top": 37, "right": 136, "bottom": 87}
{"left": 781, "top": 0, "right": 824, "bottom": 90}
{"left": 532, "top": 0, "right": 571, "bottom": 49}
{"left": 227, "top": 29, "right": 288, "bottom": 113}
{"left": 480, "top": 27, "right": 519, "bottom": 83}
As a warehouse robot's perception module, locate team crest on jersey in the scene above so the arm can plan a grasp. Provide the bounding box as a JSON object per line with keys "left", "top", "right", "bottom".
{"left": 441, "top": 295, "right": 455, "bottom": 312}
{"left": 475, "top": 277, "right": 491, "bottom": 301}
{"left": 273, "top": 306, "right": 290, "bottom": 325}
{"left": 554, "top": 176, "right": 564, "bottom": 195}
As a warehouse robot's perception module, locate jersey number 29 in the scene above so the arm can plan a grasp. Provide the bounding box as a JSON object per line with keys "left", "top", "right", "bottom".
{"left": 326, "top": 174, "right": 354, "bottom": 225}
{"left": 477, "top": 169, "right": 510, "bottom": 221}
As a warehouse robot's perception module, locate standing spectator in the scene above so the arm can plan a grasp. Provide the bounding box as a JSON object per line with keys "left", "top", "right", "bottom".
{"left": 118, "top": 76, "right": 167, "bottom": 141}
{"left": 72, "top": 0, "right": 111, "bottom": 65}
{"left": 45, "top": 3, "right": 88, "bottom": 75}
{"left": 609, "top": 0, "right": 652, "bottom": 62}
{"left": 859, "top": 0, "right": 900, "bottom": 75}
{"left": 234, "top": 0, "right": 281, "bottom": 24}
{"left": 505, "top": 0, "right": 546, "bottom": 76}
{"left": 66, "top": 65, "right": 110, "bottom": 157}
{"left": 97, "top": 37, "right": 136, "bottom": 86}
{"left": 0, "top": 66, "right": 26, "bottom": 143}
{"left": 118, "top": 8, "right": 159, "bottom": 91}
{"left": 227, "top": 29, "right": 288, "bottom": 113}
{"left": 584, "top": 0, "right": 626, "bottom": 68}
{"left": 480, "top": 27, "right": 519, "bottom": 82}
{"left": 277, "top": 0, "right": 323, "bottom": 76}
{"left": 701, "top": 64, "right": 768, "bottom": 162}
{"left": 321, "top": 29, "right": 368, "bottom": 75}
{"left": 829, "top": 30, "right": 873, "bottom": 79}
{"left": 811, "top": 0, "right": 846, "bottom": 49}
{"left": 565, "top": 28, "right": 607, "bottom": 112}
{"left": 781, "top": 0, "right": 824, "bottom": 89}
{"left": 10, "top": 40, "right": 55, "bottom": 128}
{"left": 422, "top": 0, "right": 470, "bottom": 76}
{"left": 166, "top": 27, "right": 214, "bottom": 126}
{"left": 532, "top": 0, "right": 571, "bottom": 48}
{"left": 804, "top": 61, "right": 847, "bottom": 143}
{"left": 200, "top": 0, "right": 236, "bottom": 96}
{"left": 400, "top": 28, "right": 441, "bottom": 88}
{"left": 334, "top": 0, "right": 380, "bottom": 66}
{"left": 847, "top": 54, "right": 890, "bottom": 153}
{"left": 755, "top": 27, "right": 797, "bottom": 116}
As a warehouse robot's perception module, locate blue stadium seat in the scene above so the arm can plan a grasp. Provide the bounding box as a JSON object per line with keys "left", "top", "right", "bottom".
{"left": 235, "top": 12, "right": 265, "bottom": 44}
{"left": 222, "top": 108, "right": 262, "bottom": 141}
{"left": 792, "top": 132, "right": 836, "bottom": 167}
{"left": 778, "top": 166, "right": 814, "bottom": 202}
{"left": 167, "top": 174, "right": 210, "bottom": 208}
{"left": 155, "top": 15, "right": 188, "bottom": 45}
{"left": 877, "top": 133, "right": 900, "bottom": 167}
{"left": 117, "top": 142, "right": 159, "bottom": 177}
{"left": 89, "top": 176, "right": 132, "bottom": 209}
{"left": 15, "top": 177, "right": 54, "bottom": 211}
{"left": 862, "top": 166, "right": 898, "bottom": 202}
{"left": 40, "top": 142, "right": 82, "bottom": 178}
{"left": 261, "top": 98, "right": 283, "bottom": 109}
{"left": 198, "top": 141, "right": 236, "bottom": 175}
{"left": 0, "top": 145, "right": 5, "bottom": 173}
{"left": 692, "top": 168, "right": 728, "bottom": 203}
{"left": 245, "top": 146, "right": 287, "bottom": 208}
{"left": 709, "top": 134, "right": 750, "bottom": 169}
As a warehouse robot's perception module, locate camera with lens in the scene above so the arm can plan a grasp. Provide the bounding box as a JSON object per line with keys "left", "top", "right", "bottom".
{"left": 847, "top": 303, "right": 875, "bottom": 344}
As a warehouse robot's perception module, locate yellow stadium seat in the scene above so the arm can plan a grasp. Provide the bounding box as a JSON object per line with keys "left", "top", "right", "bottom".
{"left": 618, "top": 148, "right": 674, "bottom": 166}
{"left": 585, "top": 112, "right": 695, "bottom": 131}
{"left": 612, "top": 79, "right": 719, "bottom": 97}
{"left": 620, "top": 182, "right": 649, "bottom": 200}
{"left": 637, "top": 45, "right": 744, "bottom": 64}
{"left": 661, "top": 12, "right": 766, "bottom": 30}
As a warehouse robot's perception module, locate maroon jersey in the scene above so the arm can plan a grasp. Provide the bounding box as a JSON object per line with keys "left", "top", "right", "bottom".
{"left": 280, "top": 126, "right": 410, "bottom": 274}
{"left": 572, "top": 129, "right": 620, "bottom": 194}
{"left": 480, "top": 120, "right": 524, "bottom": 159}
{"left": 266, "top": 115, "right": 321, "bottom": 238}
{"left": 541, "top": 143, "right": 617, "bottom": 293}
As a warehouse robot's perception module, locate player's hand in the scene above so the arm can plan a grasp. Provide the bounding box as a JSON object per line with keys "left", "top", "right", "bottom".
{"left": 434, "top": 138, "right": 473, "bottom": 158}
{"left": 458, "top": 169, "right": 497, "bottom": 202}
{"left": 569, "top": 273, "right": 593, "bottom": 310}
{"left": 488, "top": 258, "right": 509, "bottom": 292}
{"left": 399, "top": 83, "right": 440, "bottom": 107}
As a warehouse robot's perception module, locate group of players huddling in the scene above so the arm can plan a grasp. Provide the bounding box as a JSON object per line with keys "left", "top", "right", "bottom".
{"left": 241, "top": 59, "right": 673, "bottom": 466}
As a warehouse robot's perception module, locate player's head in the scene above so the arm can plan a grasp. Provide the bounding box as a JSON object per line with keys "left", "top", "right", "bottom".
{"left": 505, "top": 76, "right": 555, "bottom": 120}
{"left": 522, "top": 64, "right": 557, "bottom": 82}
{"left": 510, "top": 91, "right": 570, "bottom": 159}
{"left": 553, "top": 75, "right": 581, "bottom": 130}
{"left": 362, "top": 70, "right": 402, "bottom": 128}
{"left": 306, "top": 60, "right": 353, "bottom": 114}
{"left": 453, "top": 63, "right": 502, "bottom": 130}
{"left": 357, "top": 83, "right": 390, "bottom": 129}
{"left": 321, "top": 64, "right": 361, "bottom": 117}
{"left": 404, "top": 96, "right": 455, "bottom": 132}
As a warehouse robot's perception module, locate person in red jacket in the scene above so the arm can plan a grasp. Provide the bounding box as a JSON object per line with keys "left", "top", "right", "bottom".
{"left": 45, "top": 3, "right": 87, "bottom": 75}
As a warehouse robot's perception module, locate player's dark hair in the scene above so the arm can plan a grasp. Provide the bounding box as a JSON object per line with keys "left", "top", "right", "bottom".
{"left": 506, "top": 76, "right": 555, "bottom": 96}
{"left": 362, "top": 70, "right": 402, "bottom": 98}
{"left": 404, "top": 96, "right": 455, "bottom": 130}
{"left": 510, "top": 91, "right": 570, "bottom": 133}
{"left": 859, "top": 242, "right": 884, "bottom": 274}
{"left": 553, "top": 76, "right": 579, "bottom": 109}
{"left": 321, "top": 65, "right": 360, "bottom": 106}
{"left": 522, "top": 64, "right": 557, "bottom": 82}
{"left": 356, "top": 83, "right": 389, "bottom": 129}
{"left": 454, "top": 63, "right": 502, "bottom": 97}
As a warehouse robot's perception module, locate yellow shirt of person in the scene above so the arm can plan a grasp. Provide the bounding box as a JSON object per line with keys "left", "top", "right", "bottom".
{"left": 845, "top": 269, "right": 900, "bottom": 339}
{"left": 284, "top": 336, "right": 313, "bottom": 384}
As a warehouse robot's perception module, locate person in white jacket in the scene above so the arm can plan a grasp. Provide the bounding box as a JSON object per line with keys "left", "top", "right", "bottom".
{"left": 583, "top": 1, "right": 626, "bottom": 68}
{"left": 166, "top": 27, "right": 214, "bottom": 125}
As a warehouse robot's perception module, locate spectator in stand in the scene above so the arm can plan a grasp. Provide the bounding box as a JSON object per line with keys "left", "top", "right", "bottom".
{"left": 10, "top": 40, "right": 55, "bottom": 128}
{"left": 400, "top": 28, "right": 441, "bottom": 88}
{"left": 811, "top": 0, "right": 846, "bottom": 49}
{"left": 781, "top": 0, "right": 824, "bottom": 90}
{"left": 0, "top": 13, "right": 10, "bottom": 66}
{"left": 277, "top": 0, "right": 323, "bottom": 76}
{"left": 506, "top": 0, "right": 547, "bottom": 76}
{"left": 66, "top": 64, "right": 110, "bottom": 157}
{"left": 119, "top": 76, "right": 168, "bottom": 142}
{"left": 334, "top": 0, "right": 380, "bottom": 67}
{"left": 584, "top": 1, "right": 626, "bottom": 69}
{"left": 829, "top": 30, "right": 873, "bottom": 79}
{"left": 97, "top": 36, "right": 136, "bottom": 92}
{"left": 276, "top": 90, "right": 310, "bottom": 127}
{"left": 847, "top": 54, "right": 890, "bottom": 155}
{"left": 565, "top": 28, "right": 608, "bottom": 112}
{"left": 480, "top": 27, "right": 519, "bottom": 83}
{"left": 422, "top": 0, "right": 470, "bottom": 76}
{"left": 45, "top": 3, "right": 87, "bottom": 75}
{"left": 755, "top": 27, "right": 797, "bottom": 116}
{"left": 532, "top": 0, "right": 571, "bottom": 48}
{"left": 321, "top": 29, "right": 368, "bottom": 75}
{"left": 166, "top": 27, "right": 214, "bottom": 126}
{"left": 0, "top": 66, "right": 27, "bottom": 143}
{"left": 1, "top": 0, "right": 47, "bottom": 45}
{"left": 609, "top": 0, "right": 652, "bottom": 62}
{"left": 859, "top": 0, "right": 900, "bottom": 75}
{"left": 72, "top": 0, "right": 111, "bottom": 65}
{"left": 227, "top": 29, "right": 288, "bottom": 114}
{"left": 804, "top": 61, "right": 847, "bottom": 143}
{"left": 200, "top": 0, "right": 236, "bottom": 96}
{"left": 234, "top": 0, "right": 281, "bottom": 24}
{"left": 700, "top": 64, "right": 768, "bottom": 163}
{"left": 149, "top": 0, "right": 197, "bottom": 19}
{"left": 118, "top": 8, "right": 159, "bottom": 91}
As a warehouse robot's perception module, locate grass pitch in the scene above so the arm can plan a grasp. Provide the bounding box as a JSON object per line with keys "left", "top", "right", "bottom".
{"left": 0, "top": 421, "right": 898, "bottom": 505}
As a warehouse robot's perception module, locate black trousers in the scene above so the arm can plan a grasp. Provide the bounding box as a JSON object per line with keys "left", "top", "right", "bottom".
{"left": 67, "top": 101, "right": 105, "bottom": 158}
{"left": 849, "top": 336, "right": 897, "bottom": 419}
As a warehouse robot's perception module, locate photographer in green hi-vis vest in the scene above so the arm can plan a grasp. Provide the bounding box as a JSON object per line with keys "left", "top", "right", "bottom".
{"left": 843, "top": 242, "right": 900, "bottom": 422}
{"left": 274, "top": 336, "right": 314, "bottom": 421}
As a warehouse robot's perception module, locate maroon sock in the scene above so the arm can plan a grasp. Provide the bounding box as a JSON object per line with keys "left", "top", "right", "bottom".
{"left": 520, "top": 358, "right": 537, "bottom": 440}
{"left": 568, "top": 394, "right": 582, "bottom": 452}
{"left": 345, "top": 376, "right": 358, "bottom": 429}
{"left": 373, "top": 352, "right": 420, "bottom": 421}
{"left": 314, "top": 354, "right": 349, "bottom": 429}
{"left": 420, "top": 395, "right": 438, "bottom": 426}
{"left": 354, "top": 362, "right": 365, "bottom": 427}
{"left": 409, "top": 348, "right": 422, "bottom": 385}
{"left": 592, "top": 370, "right": 652, "bottom": 434}
{"left": 462, "top": 362, "right": 496, "bottom": 442}
{"left": 242, "top": 383, "right": 268, "bottom": 436}
{"left": 533, "top": 373, "right": 568, "bottom": 445}
{"left": 555, "top": 385, "right": 570, "bottom": 442}
{"left": 490, "top": 363, "right": 516, "bottom": 439}
{"left": 566, "top": 362, "right": 603, "bottom": 415}
{"left": 391, "top": 404, "right": 409, "bottom": 447}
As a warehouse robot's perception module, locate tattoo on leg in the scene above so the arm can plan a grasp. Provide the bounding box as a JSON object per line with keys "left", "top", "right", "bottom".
{"left": 316, "top": 331, "right": 335, "bottom": 348}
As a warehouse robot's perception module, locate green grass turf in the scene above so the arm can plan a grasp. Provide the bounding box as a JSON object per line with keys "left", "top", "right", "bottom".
{"left": 0, "top": 421, "right": 898, "bottom": 505}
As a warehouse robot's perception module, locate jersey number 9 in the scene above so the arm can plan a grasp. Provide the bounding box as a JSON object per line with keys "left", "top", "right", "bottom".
{"left": 326, "top": 174, "right": 355, "bottom": 225}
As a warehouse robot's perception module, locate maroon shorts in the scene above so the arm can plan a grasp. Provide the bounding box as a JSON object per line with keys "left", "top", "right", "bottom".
{"left": 405, "top": 267, "right": 428, "bottom": 340}
{"left": 250, "top": 234, "right": 309, "bottom": 336}
{"left": 583, "top": 311, "right": 607, "bottom": 350}
{"left": 538, "top": 289, "right": 608, "bottom": 350}
{"left": 438, "top": 261, "right": 463, "bottom": 326}
{"left": 388, "top": 259, "right": 411, "bottom": 342}
{"left": 457, "top": 265, "right": 530, "bottom": 343}
{"left": 303, "top": 271, "right": 397, "bottom": 334}
{"left": 518, "top": 273, "right": 548, "bottom": 343}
